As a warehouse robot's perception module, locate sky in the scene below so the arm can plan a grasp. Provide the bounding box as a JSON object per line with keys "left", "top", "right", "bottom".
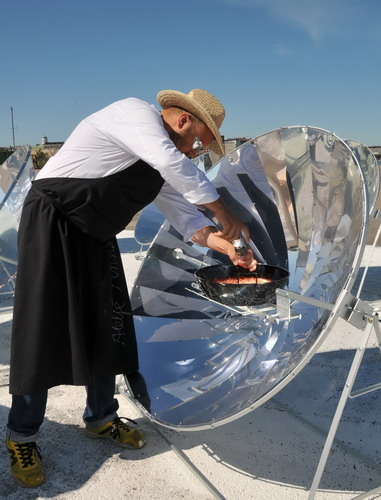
{"left": 1, "top": 0, "right": 380, "bottom": 148}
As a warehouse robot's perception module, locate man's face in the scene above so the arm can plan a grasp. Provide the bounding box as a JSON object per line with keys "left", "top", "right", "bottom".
{"left": 172, "top": 113, "right": 214, "bottom": 159}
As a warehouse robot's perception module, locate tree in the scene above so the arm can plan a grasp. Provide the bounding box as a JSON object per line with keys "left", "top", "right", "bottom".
{"left": 33, "top": 149, "right": 50, "bottom": 169}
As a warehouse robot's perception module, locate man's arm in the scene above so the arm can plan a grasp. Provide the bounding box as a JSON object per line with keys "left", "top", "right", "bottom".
{"left": 155, "top": 183, "right": 256, "bottom": 270}
{"left": 202, "top": 197, "right": 251, "bottom": 243}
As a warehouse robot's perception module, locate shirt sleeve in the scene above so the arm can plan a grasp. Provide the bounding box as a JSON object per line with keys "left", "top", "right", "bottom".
{"left": 154, "top": 181, "right": 217, "bottom": 242}
{"left": 94, "top": 99, "right": 220, "bottom": 205}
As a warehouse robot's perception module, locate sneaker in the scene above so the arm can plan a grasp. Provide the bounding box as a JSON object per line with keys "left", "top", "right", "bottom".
{"left": 6, "top": 440, "right": 45, "bottom": 488}
{"left": 85, "top": 417, "right": 146, "bottom": 449}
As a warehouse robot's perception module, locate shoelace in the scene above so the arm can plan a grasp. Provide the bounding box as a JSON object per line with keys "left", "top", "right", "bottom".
{"left": 14, "top": 442, "right": 42, "bottom": 468}
{"left": 108, "top": 417, "right": 138, "bottom": 438}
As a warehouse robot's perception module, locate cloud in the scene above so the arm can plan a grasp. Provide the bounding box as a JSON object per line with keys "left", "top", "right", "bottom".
{"left": 275, "top": 43, "right": 292, "bottom": 57}
{"left": 217, "top": 0, "right": 360, "bottom": 41}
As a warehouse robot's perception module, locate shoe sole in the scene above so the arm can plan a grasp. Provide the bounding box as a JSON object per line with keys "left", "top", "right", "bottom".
{"left": 85, "top": 429, "right": 146, "bottom": 449}
{"left": 12, "top": 473, "right": 45, "bottom": 488}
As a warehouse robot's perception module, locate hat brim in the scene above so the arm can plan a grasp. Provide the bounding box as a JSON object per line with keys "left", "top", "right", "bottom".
{"left": 157, "top": 90, "right": 224, "bottom": 156}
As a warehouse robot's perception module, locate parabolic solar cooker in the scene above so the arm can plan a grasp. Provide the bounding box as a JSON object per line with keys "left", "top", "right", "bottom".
{"left": 121, "top": 126, "right": 379, "bottom": 428}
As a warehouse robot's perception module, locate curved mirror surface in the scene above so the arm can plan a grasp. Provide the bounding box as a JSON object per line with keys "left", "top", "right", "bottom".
{"left": 0, "top": 146, "right": 34, "bottom": 295}
{"left": 192, "top": 151, "right": 221, "bottom": 173}
{"left": 128, "top": 127, "right": 368, "bottom": 430}
{"left": 134, "top": 203, "right": 165, "bottom": 246}
{"left": 345, "top": 139, "right": 380, "bottom": 214}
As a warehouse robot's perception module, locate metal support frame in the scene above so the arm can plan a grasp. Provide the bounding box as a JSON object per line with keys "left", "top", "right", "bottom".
{"left": 308, "top": 312, "right": 381, "bottom": 500}
{"left": 308, "top": 211, "right": 381, "bottom": 499}
{"left": 0, "top": 258, "right": 17, "bottom": 296}
{"left": 116, "top": 376, "right": 225, "bottom": 499}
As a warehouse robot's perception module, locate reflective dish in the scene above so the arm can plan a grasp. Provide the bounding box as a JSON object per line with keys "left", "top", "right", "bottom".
{"left": 126, "top": 126, "right": 369, "bottom": 430}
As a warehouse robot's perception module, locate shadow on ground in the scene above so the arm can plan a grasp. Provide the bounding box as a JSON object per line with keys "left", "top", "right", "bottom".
{"left": 134, "top": 346, "right": 381, "bottom": 494}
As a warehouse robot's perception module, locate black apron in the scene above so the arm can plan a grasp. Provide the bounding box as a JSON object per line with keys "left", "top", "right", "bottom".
{"left": 9, "top": 160, "right": 165, "bottom": 395}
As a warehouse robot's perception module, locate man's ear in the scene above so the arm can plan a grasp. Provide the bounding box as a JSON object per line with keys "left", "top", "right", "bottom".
{"left": 177, "top": 112, "right": 191, "bottom": 130}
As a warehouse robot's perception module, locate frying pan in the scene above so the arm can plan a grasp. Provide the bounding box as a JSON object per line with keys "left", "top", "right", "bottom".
{"left": 194, "top": 264, "right": 289, "bottom": 306}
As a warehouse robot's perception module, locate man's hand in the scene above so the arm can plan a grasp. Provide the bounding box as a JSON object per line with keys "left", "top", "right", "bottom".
{"left": 202, "top": 198, "right": 250, "bottom": 243}
{"left": 191, "top": 226, "right": 257, "bottom": 271}
{"left": 229, "top": 246, "right": 257, "bottom": 271}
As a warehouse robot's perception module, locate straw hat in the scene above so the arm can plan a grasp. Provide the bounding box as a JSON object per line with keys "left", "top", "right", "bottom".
{"left": 157, "top": 89, "right": 225, "bottom": 155}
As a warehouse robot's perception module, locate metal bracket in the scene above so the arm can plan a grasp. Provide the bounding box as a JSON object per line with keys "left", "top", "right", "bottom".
{"left": 276, "top": 289, "right": 376, "bottom": 330}
{"left": 344, "top": 296, "right": 376, "bottom": 330}
{"left": 173, "top": 248, "right": 206, "bottom": 268}
{"left": 276, "top": 288, "right": 334, "bottom": 312}
{"left": 134, "top": 244, "right": 148, "bottom": 261}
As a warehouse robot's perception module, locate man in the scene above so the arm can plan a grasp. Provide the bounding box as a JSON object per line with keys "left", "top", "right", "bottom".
{"left": 6, "top": 89, "right": 256, "bottom": 487}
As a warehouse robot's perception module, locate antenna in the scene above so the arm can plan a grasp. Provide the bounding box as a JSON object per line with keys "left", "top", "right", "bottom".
{"left": 10, "top": 107, "right": 16, "bottom": 148}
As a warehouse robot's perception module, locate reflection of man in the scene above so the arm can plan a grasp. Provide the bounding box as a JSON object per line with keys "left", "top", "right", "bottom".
{"left": 6, "top": 88, "right": 256, "bottom": 488}
{"left": 208, "top": 142, "right": 290, "bottom": 268}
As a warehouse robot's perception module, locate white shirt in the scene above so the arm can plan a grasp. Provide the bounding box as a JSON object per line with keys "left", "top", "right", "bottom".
{"left": 36, "top": 98, "right": 218, "bottom": 240}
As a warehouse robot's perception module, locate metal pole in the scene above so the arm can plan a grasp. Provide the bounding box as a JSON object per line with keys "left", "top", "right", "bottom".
{"left": 11, "top": 107, "right": 15, "bottom": 148}
{"left": 308, "top": 319, "right": 375, "bottom": 499}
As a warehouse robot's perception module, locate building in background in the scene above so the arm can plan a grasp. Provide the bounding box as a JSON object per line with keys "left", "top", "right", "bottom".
{"left": 224, "top": 137, "right": 249, "bottom": 155}
{"left": 31, "top": 136, "right": 64, "bottom": 169}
